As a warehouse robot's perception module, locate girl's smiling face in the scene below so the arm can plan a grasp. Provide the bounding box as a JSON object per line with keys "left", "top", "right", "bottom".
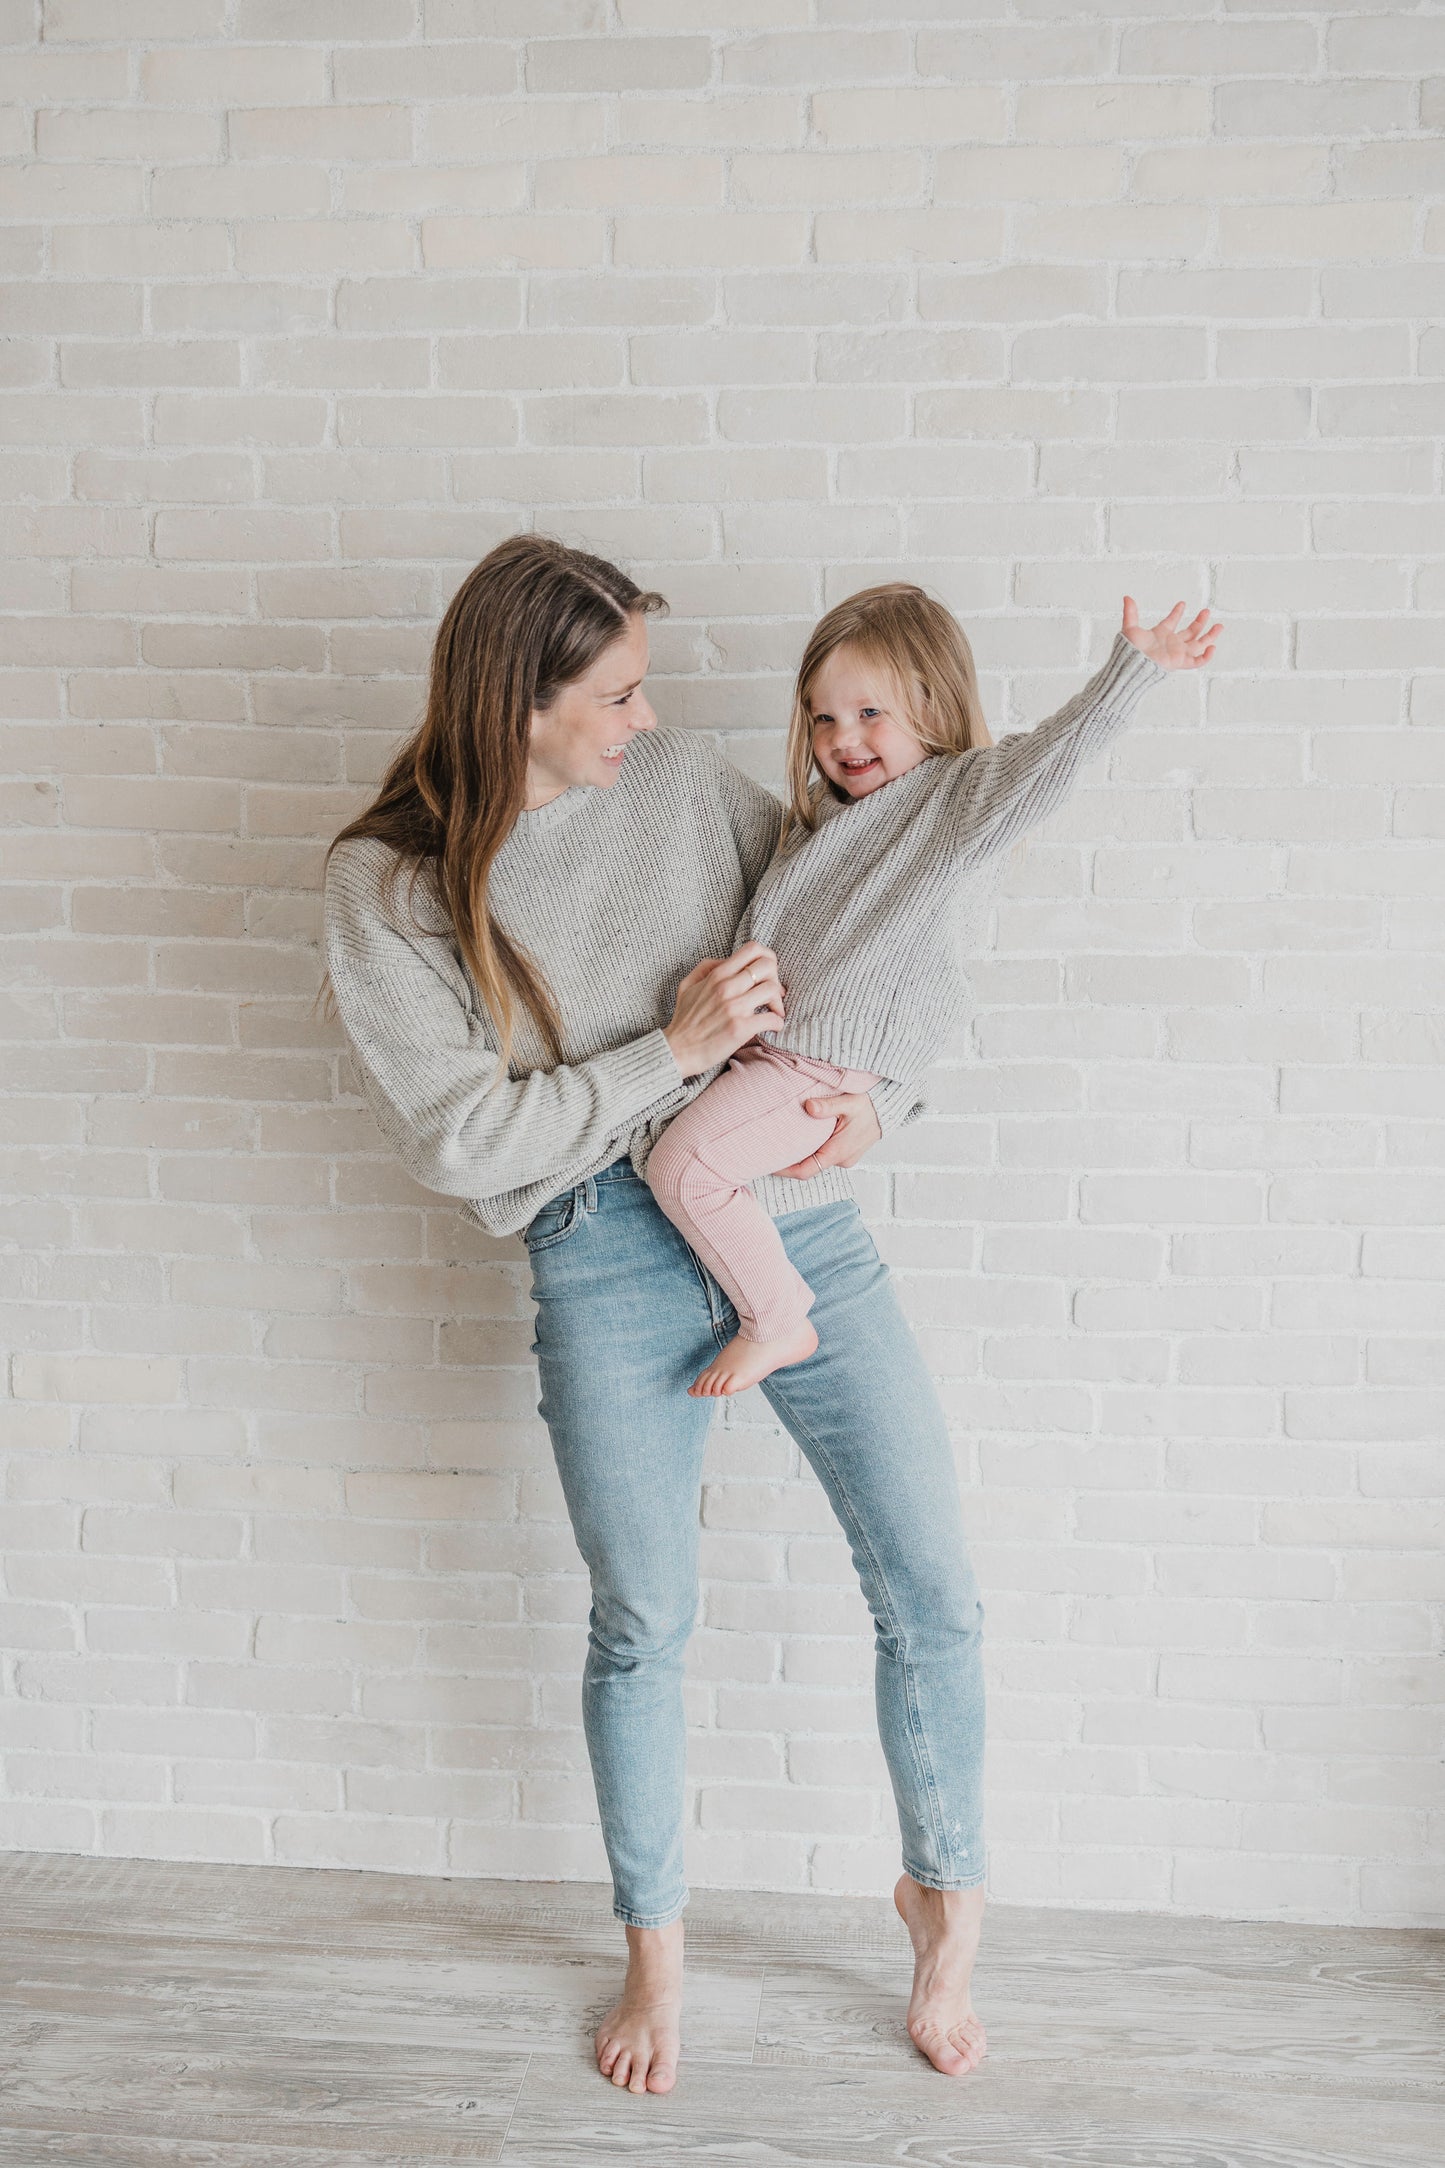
{"left": 807, "top": 641, "right": 930, "bottom": 800}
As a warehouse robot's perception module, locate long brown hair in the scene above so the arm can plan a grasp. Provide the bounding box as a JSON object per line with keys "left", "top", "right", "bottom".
{"left": 318, "top": 533, "right": 666, "bottom": 1077}
{"left": 783, "top": 583, "right": 993, "bottom": 836}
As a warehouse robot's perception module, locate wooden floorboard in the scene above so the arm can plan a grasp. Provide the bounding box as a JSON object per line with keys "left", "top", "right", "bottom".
{"left": 0, "top": 1851, "right": 1439, "bottom": 2166}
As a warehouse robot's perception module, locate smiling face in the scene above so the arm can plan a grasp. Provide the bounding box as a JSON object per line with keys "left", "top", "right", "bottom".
{"left": 524, "top": 612, "right": 657, "bottom": 808}
{"left": 806, "top": 641, "right": 930, "bottom": 801}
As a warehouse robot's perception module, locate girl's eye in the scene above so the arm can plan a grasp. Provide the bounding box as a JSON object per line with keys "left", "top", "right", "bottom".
{"left": 860, "top": 707, "right": 878, "bottom": 718}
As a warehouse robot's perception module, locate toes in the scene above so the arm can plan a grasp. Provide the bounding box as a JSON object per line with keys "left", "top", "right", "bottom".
{"left": 909, "top": 2019, "right": 969, "bottom": 2075}
{"left": 648, "top": 2063, "right": 677, "bottom": 2094}
{"left": 609, "top": 2050, "right": 632, "bottom": 2087}
{"left": 947, "top": 2023, "right": 985, "bottom": 2071}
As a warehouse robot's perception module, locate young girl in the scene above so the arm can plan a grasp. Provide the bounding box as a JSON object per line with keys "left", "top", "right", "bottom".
{"left": 644, "top": 586, "right": 1222, "bottom": 1398}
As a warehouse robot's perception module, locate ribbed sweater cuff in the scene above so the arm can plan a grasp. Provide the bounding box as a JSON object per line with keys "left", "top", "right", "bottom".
{"left": 1091, "top": 629, "right": 1168, "bottom": 711}
{"left": 608, "top": 1026, "right": 685, "bottom": 1111}
{"left": 869, "top": 1074, "right": 925, "bottom": 1135}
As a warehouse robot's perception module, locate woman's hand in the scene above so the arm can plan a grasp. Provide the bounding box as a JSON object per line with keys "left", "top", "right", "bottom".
{"left": 1121, "top": 595, "right": 1223, "bottom": 671}
{"left": 663, "top": 941, "right": 784, "bottom": 1079}
{"left": 776, "top": 1090, "right": 882, "bottom": 1179}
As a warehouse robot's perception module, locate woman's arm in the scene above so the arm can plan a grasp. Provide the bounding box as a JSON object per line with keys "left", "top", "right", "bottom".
{"left": 324, "top": 839, "right": 791, "bottom": 1204}
{"left": 325, "top": 855, "right": 687, "bottom": 1200}
{"left": 711, "top": 741, "right": 786, "bottom": 895}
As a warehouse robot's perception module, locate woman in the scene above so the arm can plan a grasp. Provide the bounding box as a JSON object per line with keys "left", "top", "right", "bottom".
{"left": 320, "top": 533, "right": 989, "bottom": 2096}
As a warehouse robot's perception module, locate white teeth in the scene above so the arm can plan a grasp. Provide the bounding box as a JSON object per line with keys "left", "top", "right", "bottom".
{"left": 603, "top": 744, "right": 625, "bottom": 756}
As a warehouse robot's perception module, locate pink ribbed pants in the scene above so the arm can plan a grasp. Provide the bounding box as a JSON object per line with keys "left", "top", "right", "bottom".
{"left": 645, "top": 1041, "right": 881, "bottom": 1343}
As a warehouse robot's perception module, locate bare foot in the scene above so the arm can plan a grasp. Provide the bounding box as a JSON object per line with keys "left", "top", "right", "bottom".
{"left": 893, "top": 1873, "right": 987, "bottom": 2077}
{"left": 594, "top": 1916, "right": 684, "bottom": 2095}
{"left": 688, "top": 1320, "right": 818, "bottom": 1397}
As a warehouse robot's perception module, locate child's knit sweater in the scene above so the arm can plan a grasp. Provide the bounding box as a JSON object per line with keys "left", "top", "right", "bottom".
{"left": 738, "top": 629, "right": 1167, "bottom": 1084}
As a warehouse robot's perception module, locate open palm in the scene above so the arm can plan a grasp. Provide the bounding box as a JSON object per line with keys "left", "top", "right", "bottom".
{"left": 1121, "top": 596, "right": 1222, "bottom": 671}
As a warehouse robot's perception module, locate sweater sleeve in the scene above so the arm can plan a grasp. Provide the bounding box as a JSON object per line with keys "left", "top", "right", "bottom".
{"left": 712, "top": 745, "right": 785, "bottom": 898}
{"left": 868, "top": 1074, "right": 927, "bottom": 1134}
{"left": 942, "top": 630, "right": 1167, "bottom": 860}
{"left": 323, "top": 841, "right": 685, "bottom": 1202}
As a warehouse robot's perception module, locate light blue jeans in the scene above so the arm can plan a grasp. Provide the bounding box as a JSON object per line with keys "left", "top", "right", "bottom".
{"left": 524, "top": 1156, "right": 985, "bottom": 1928}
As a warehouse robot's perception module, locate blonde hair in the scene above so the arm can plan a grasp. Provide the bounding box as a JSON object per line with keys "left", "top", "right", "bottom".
{"left": 783, "top": 583, "right": 994, "bottom": 836}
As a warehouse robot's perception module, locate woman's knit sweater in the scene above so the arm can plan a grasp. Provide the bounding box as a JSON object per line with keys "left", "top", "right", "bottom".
{"left": 321, "top": 630, "right": 1164, "bottom": 1238}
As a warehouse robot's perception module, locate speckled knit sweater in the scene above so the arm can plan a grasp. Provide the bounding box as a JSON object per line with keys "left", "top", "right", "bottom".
{"left": 738, "top": 629, "right": 1168, "bottom": 1081}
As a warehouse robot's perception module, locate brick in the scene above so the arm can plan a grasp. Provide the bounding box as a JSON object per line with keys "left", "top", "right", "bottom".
{"left": 140, "top": 46, "right": 326, "bottom": 105}
{"left": 332, "top": 44, "right": 514, "bottom": 102}
{"left": 536, "top": 154, "right": 723, "bottom": 212}
{"left": 231, "top": 106, "right": 414, "bottom": 164}
{"left": 149, "top": 165, "right": 331, "bottom": 221}
{"left": 150, "top": 282, "right": 330, "bottom": 335}
{"left": 815, "top": 207, "right": 1006, "bottom": 265}
{"left": 44, "top": 1, "right": 227, "bottom": 36}
{"left": 615, "top": 212, "right": 808, "bottom": 269}
{"left": 1217, "top": 79, "right": 1410, "bottom": 140}
{"left": 1221, "top": 202, "right": 1416, "bottom": 263}
{"left": 1016, "top": 82, "right": 1206, "bottom": 143}
{"left": 421, "top": 215, "right": 602, "bottom": 270}
{"left": 236, "top": 220, "right": 414, "bottom": 276}
{"left": 425, "top": 97, "right": 603, "bottom": 163}
{"left": 527, "top": 37, "right": 709, "bottom": 93}
{"left": 812, "top": 84, "right": 1005, "bottom": 147}
{"left": 735, "top": 150, "right": 922, "bottom": 208}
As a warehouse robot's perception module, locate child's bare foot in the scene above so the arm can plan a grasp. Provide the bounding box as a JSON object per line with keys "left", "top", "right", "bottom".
{"left": 688, "top": 1320, "right": 818, "bottom": 1397}
{"left": 893, "top": 1873, "right": 987, "bottom": 2077}
{"left": 594, "top": 1917, "right": 684, "bottom": 2095}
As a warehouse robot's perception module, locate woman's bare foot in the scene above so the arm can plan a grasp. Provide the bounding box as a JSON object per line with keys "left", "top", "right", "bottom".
{"left": 594, "top": 1916, "right": 684, "bottom": 2094}
{"left": 688, "top": 1320, "right": 818, "bottom": 1397}
{"left": 893, "top": 1873, "right": 987, "bottom": 2076}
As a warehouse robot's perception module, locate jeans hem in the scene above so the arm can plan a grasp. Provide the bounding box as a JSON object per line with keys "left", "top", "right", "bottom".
{"left": 900, "top": 1863, "right": 987, "bottom": 1893}
{"left": 613, "top": 1892, "right": 689, "bottom": 1928}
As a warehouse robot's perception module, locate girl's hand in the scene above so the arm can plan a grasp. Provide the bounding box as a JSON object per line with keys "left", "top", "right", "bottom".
{"left": 1121, "top": 595, "right": 1222, "bottom": 671}
{"left": 776, "top": 1091, "right": 882, "bottom": 1178}
{"left": 663, "top": 941, "right": 784, "bottom": 1079}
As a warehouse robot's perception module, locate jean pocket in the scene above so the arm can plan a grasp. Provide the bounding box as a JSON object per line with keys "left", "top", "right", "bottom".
{"left": 523, "top": 1188, "right": 582, "bottom": 1253}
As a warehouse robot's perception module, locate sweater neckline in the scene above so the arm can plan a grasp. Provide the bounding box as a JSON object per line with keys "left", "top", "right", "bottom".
{"left": 816, "top": 752, "right": 947, "bottom": 823}
{"left": 510, "top": 783, "right": 592, "bottom": 836}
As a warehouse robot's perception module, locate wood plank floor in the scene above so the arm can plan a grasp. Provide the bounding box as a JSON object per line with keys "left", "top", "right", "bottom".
{"left": 0, "top": 1851, "right": 1440, "bottom": 2165}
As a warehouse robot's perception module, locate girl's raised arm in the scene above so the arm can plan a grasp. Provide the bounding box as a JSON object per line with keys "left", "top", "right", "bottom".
{"left": 941, "top": 600, "right": 1221, "bottom": 864}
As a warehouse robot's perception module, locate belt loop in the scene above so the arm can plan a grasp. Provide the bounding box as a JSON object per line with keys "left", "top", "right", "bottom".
{"left": 582, "top": 1174, "right": 597, "bottom": 1214}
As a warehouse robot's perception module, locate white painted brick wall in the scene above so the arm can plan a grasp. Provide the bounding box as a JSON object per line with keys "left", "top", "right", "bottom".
{"left": 2, "top": 1, "right": 1442, "bottom": 1930}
